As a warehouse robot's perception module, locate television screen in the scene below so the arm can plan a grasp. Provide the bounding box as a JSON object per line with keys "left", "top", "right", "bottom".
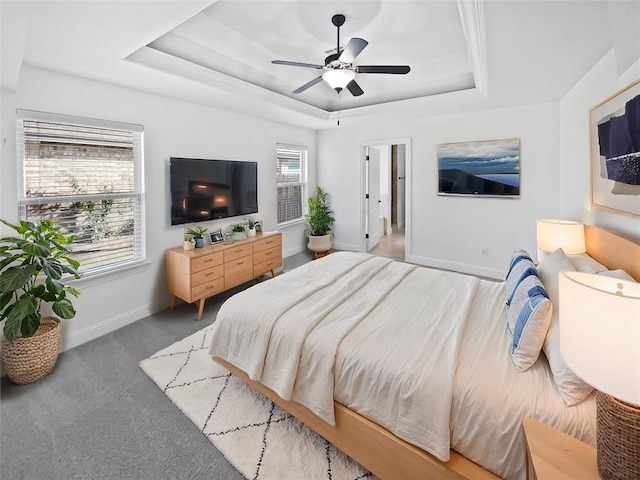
{"left": 170, "top": 157, "right": 258, "bottom": 226}
{"left": 437, "top": 138, "right": 520, "bottom": 197}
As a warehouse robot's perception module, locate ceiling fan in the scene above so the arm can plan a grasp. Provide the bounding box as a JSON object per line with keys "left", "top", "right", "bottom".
{"left": 272, "top": 14, "right": 411, "bottom": 97}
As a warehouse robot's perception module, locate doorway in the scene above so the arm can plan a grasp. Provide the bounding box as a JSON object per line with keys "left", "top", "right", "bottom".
{"left": 361, "top": 138, "right": 410, "bottom": 262}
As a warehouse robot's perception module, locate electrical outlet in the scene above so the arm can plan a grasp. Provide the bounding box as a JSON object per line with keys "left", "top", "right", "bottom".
{"left": 481, "top": 248, "right": 489, "bottom": 256}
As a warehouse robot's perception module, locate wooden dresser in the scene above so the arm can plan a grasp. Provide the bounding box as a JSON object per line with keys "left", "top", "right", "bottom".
{"left": 165, "top": 232, "right": 282, "bottom": 320}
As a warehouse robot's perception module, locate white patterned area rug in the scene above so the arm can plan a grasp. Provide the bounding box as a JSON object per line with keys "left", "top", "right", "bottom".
{"left": 139, "top": 325, "right": 375, "bottom": 480}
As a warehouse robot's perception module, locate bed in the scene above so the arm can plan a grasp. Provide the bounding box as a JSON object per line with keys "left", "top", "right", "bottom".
{"left": 209, "top": 225, "right": 640, "bottom": 480}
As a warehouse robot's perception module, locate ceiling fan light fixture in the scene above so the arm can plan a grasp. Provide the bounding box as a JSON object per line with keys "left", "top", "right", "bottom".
{"left": 322, "top": 69, "right": 355, "bottom": 91}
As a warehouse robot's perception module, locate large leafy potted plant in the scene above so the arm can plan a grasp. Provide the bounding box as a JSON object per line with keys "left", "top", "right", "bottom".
{"left": 304, "top": 186, "right": 334, "bottom": 256}
{"left": 0, "top": 219, "right": 81, "bottom": 384}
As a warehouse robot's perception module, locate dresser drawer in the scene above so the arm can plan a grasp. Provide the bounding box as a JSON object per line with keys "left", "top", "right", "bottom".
{"left": 191, "top": 264, "right": 224, "bottom": 287}
{"left": 254, "top": 257, "right": 282, "bottom": 277}
{"left": 191, "top": 277, "right": 225, "bottom": 300}
{"left": 224, "top": 257, "right": 253, "bottom": 287}
{"left": 253, "top": 234, "right": 281, "bottom": 253}
{"left": 191, "top": 252, "right": 223, "bottom": 273}
{"left": 224, "top": 244, "right": 253, "bottom": 263}
{"left": 253, "top": 246, "right": 281, "bottom": 265}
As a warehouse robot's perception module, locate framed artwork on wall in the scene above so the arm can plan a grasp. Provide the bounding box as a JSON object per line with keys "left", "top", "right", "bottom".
{"left": 437, "top": 138, "right": 520, "bottom": 197}
{"left": 589, "top": 79, "right": 640, "bottom": 217}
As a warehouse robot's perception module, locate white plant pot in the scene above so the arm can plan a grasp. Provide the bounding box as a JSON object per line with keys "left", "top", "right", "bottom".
{"left": 247, "top": 227, "right": 256, "bottom": 237}
{"left": 307, "top": 233, "right": 331, "bottom": 253}
{"left": 232, "top": 231, "right": 247, "bottom": 241}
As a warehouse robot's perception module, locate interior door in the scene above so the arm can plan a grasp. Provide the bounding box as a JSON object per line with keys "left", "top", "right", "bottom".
{"left": 366, "top": 147, "right": 382, "bottom": 251}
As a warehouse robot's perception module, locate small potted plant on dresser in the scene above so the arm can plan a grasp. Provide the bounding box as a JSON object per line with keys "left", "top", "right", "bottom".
{"left": 247, "top": 219, "right": 257, "bottom": 237}
{"left": 0, "top": 219, "right": 81, "bottom": 384}
{"left": 231, "top": 224, "right": 247, "bottom": 241}
{"left": 186, "top": 225, "right": 208, "bottom": 248}
{"left": 305, "top": 186, "right": 334, "bottom": 258}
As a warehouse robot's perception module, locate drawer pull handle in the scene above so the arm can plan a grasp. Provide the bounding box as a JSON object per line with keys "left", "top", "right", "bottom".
{"left": 266, "top": 241, "right": 273, "bottom": 244}
{"left": 235, "top": 249, "right": 243, "bottom": 253}
{"left": 237, "top": 261, "right": 244, "bottom": 265}
{"left": 266, "top": 251, "right": 272, "bottom": 255}
{"left": 204, "top": 259, "right": 213, "bottom": 263}
{"left": 206, "top": 285, "right": 214, "bottom": 290}
{"left": 205, "top": 272, "right": 213, "bottom": 276}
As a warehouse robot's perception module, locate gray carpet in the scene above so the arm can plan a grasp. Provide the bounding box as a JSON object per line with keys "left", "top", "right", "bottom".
{"left": 0, "top": 251, "right": 314, "bottom": 480}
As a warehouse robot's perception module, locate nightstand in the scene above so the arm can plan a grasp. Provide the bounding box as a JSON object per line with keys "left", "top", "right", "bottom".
{"left": 522, "top": 418, "right": 600, "bottom": 480}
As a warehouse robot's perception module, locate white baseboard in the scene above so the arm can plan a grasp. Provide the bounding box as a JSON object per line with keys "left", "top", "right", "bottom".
{"left": 405, "top": 254, "right": 504, "bottom": 280}
{"left": 60, "top": 295, "right": 172, "bottom": 352}
{"left": 331, "top": 241, "right": 360, "bottom": 252}
{"left": 283, "top": 245, "right": 305, "bottom": 258}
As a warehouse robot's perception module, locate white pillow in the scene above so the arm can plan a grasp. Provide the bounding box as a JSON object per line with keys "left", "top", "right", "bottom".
{"left": 538, "top": 249, "right": 594, "bottom": 405}
{"left": 537, "top": 248, "right": 572, "bottom": 307}
{"left": 598, "top": 269, "right": 636, "bottom": 282}
{"left": 567, "top": 253, "right": 608, "bottom": 274}
{"left": 505, "top": 251, "right": 552, "bottom": 372}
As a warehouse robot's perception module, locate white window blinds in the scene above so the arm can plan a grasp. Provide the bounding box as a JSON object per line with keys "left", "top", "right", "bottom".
{"left": 276, "top": 145, "right": 307, "bottom": 225}
{"left": 16, "top": 110, "right": 145, "bottom": 277}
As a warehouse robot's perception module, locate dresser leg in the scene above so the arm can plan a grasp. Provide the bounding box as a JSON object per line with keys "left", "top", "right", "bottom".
{"left": 197, "top": 298, "right": 205, "bottom": 321}
{"left": 170, "top": 295, "right": 177, "bottom": 310}
{"left": 270, "top": 269, "right": 275, "bottom": 278}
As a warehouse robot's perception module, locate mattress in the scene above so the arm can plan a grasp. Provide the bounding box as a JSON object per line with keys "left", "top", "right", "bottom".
{"left": 450, "top": 276, "right": 596, "bottom": 480}
{"left": 210, "top": 252, "right": 596, "bottom": 480}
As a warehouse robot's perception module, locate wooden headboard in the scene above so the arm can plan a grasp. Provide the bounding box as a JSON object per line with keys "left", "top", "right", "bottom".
{"left": 584, "top": 225, "right": 640, "bottom": 281}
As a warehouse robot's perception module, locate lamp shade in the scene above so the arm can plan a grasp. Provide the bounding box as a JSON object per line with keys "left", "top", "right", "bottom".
{"left": 559, "top": 270, "right": 640, "bottom": 405}
{"left": 322, "top": 69, "right": 355, "bottom": 90}
{"left": 536, "top": 219, "right": 586, "bottom": 254}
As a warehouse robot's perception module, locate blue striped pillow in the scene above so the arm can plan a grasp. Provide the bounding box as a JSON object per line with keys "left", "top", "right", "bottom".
{"left": 504, "top": 250, "right": 552, "bottom": 372}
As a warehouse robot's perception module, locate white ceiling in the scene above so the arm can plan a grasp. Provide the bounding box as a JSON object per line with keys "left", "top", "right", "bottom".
{"left": 1, "top": 1, "right": 638, "bottom": 130}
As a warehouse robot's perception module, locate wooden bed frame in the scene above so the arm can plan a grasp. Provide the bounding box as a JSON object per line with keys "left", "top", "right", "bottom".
{"left": 213, "top": 225, "right": 640, "bottom": 480}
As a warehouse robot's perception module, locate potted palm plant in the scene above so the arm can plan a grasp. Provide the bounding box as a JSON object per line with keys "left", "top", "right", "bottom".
{"left": 0, "top": 219, "right": 81, "bottom": 384}
{"left": 186, "top": 225, "right": 208, "bottom": 248}
{"left": 304, "top": 186, "right": 334, "bottom": 256}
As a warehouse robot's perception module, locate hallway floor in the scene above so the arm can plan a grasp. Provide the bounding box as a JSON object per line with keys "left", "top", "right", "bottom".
{"left": 369, "top": 225, "right": 405, "bottom": 261}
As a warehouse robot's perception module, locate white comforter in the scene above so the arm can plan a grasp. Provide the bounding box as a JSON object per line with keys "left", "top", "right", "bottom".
{"left": 209, "top": 252, "right": 480, "bottom": 461}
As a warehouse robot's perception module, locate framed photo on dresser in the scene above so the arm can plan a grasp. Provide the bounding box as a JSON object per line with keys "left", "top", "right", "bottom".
{"left": 209, "top": 230, "right": 224, "bottom": 244}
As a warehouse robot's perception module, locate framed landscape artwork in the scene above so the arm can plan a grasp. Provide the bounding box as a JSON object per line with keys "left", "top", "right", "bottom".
{"left": 437, "top": 138, "right": 520, "bottom": 197}
{"left": 589, "top": 79, "right": 640, "bottom": 217}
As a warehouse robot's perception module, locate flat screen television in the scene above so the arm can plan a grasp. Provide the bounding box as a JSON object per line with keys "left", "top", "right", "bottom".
{"left": 437, "top": 138, "right": 520, "bottom": 197}
{"left": 170, "top": 157, "right": 258, "bottom": 226}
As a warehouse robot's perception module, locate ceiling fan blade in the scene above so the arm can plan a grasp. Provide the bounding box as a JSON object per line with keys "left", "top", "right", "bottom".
{"left": 357, "top": 65, "right": 411, "bottom": 74}
{"left": 272, "top": 60, "right": 324, "bottom": 69}
{"left": 346, "top": 80, "right": 364, "bottom": 97}
{"left": 292, "top": 75, "right": 324, "bottom": 94}
{"left": 338, "top": 38, "right": 368, "bottom": 64}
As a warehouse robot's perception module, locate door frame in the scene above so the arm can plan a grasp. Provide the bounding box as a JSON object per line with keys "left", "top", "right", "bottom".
{"left": 359, "top": 137, "right": 412, "bottom": 259}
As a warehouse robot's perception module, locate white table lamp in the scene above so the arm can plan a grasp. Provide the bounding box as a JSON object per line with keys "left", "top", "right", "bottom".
{"left": 559, "top": 271, "right": 640, "bottom": 480}
{"left": 536, "top": 219, "right": 586, "bottom": 259}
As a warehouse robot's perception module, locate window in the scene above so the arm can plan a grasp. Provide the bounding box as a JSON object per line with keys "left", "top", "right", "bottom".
{"left": 276, "top": 144, "right": 307, "bottom": 225}
{"left": 17, "top": 110, "right": 145, "bottom": 277}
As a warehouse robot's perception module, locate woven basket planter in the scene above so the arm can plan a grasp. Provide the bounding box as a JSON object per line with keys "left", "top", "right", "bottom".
{"left": 2, "top": 316, "right": 61, "bottom": 385}
{"left": 596, "top": 391, "right": 640, "bottom": 480}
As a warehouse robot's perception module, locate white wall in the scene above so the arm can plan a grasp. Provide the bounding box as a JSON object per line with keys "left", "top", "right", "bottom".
{"left": 318, "top": 102, "right": 560, "bottom": 279}
{"left": 559, "top": 50, "right": 640, "bottom": 238}
{"left": 1, "top": 66, "right": 316, "bottom": 351}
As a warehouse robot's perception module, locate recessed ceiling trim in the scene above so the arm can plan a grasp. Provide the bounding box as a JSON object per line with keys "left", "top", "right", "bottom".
{"left": 457, "top": 0, "right": 488, "bottom": 95}
{"left": 125, "top": 46, "right": 330, "bottom": 121}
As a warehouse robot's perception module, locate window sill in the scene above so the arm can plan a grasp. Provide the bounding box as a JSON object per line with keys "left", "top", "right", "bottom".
{"left": 68, "top": 259, "right": 153, "bottom": 289}
{"left": 277, "top": 219, "right": 306, "bottom": 229}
